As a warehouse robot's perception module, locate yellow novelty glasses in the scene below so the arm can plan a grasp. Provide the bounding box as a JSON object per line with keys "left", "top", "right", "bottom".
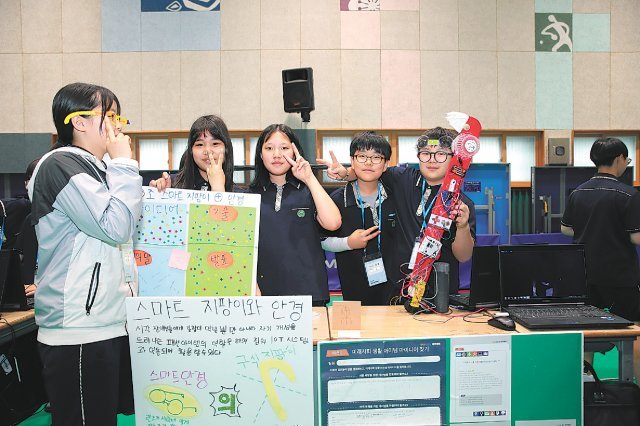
{"left": 63, "top": 110, "right": 129, "bottom": 129}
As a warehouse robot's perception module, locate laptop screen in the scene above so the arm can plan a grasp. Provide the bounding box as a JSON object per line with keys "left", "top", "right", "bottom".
{"left": 470, "top": 246, "right": 500, "bottom": 300}
{"left": 498, "top": 244, "right": 589, "bottom": 306}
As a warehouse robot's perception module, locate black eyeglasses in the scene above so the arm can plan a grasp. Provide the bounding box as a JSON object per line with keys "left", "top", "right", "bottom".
{"left": 353, "top": 153, "right": 385, "bottom": 164}
{"left": 417, "top": 151, "right": 453, "bottom": 163}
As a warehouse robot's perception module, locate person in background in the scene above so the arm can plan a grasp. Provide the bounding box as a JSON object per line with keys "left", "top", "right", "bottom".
{"left": 321, "top": 132, "right": 398, "bottom": 305}
{"left": 0, "top": 197, "right": 30, "bottom": 251}
{"left": 248, "top": 124, "right": 341, "bottom": 306}
{"left": 561, "top": 137, "right": 640, "bottom": 380}
{"left": 28, "top": 82, "right": 141, "bottom": 425}
{"left": 16, "top": 157, "right": 40, "bottom": 297}
{"left": 150, "top": 115, "right": 235, "bottom": 192}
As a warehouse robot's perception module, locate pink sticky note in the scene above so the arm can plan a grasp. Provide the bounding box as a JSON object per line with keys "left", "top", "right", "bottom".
{"left": 168, "top": 249, "right": 191, "bottom": 270}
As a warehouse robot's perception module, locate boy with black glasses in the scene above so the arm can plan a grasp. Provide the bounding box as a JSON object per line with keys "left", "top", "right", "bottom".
{"left": 321, "top": 132, "right": 398, "bottom": 305}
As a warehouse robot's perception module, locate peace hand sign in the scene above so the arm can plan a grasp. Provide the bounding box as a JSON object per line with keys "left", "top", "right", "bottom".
{"left": 347, "top": 225, "right": 381, "bottom": 249}
{"left": 284, "top": 143, "right": 312, "bottom": 183}
{"left": 317, "top": 150, "right": 347, "bottom": 180}
{"left": 206, "top": 151, "right": 226, "bottom": 192}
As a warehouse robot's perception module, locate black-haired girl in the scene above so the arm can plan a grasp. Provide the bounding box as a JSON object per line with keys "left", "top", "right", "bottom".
{"left": 249, "top": 124, "right": 341, "bottom": 306}
{"left": 151, "top": 114, "right": 235, "bottom": 192}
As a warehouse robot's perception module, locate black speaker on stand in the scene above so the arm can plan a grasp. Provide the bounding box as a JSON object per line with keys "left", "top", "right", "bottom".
{"left": 282, "top": 68, "right": 315, "bottom": 122}
{"left": 432, "top": 262, "right": 450, "bottom": 313}
{"left": 403, "top": 262, "right": 450, "bottom": 314}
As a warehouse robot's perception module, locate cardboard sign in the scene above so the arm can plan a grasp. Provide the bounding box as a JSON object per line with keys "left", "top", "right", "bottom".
{"left": 331, "top": 301, "right": 361, "bottom": 331}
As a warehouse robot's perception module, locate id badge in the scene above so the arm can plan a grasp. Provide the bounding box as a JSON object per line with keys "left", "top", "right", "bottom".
{"left": 408, "top": 237, "right": 421, "bottom": 270}
{"left": 120, "top": 241, "right": 135, "bottom": 283}
{"left": 363, "top": 252, "right": 387, "bottom": 287}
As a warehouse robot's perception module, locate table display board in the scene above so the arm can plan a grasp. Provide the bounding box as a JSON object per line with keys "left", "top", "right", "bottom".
{"left": 317, "top": 333, "right": 582, "bottom": 425}
{"left": 126, "top": 296, "right": 314, "bottom": 426}
{"left": 463, "top": 163, "right": 511, "bottom": 244}
{"left": 134, "top": 187, "right": 260, "bottom": 297}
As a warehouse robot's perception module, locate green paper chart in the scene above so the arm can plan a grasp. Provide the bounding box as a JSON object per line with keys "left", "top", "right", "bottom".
{"left": 134, "top": 187, "right": 261, "bottom": 297}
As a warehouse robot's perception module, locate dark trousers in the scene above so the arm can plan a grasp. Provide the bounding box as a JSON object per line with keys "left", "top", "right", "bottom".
{"left": 38, "top": 335, "right": 134, "bottom": 426}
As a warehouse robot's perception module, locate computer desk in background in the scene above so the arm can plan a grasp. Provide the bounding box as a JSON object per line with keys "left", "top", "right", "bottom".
{"left": 326, "top": 305, "right": 640, "bottom": 382}
{"left": 0, "top": 310, "right": 46, "bottom": 424}
{"left": 0, "top": 310, "right": 36, "bottom": 345}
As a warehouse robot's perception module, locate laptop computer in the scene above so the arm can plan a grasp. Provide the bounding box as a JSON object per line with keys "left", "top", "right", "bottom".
{"left": 450, "top": 246, "right": 500, "bottom": 310}
{"left": 498, "top": 244, "right": 632, "bottom": 329}
{"left": 0, "top": 249, "right": 34, "bottom": 311}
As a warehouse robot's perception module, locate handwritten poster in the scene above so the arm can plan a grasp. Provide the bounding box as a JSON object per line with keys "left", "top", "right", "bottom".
{"left": 126, "top": 296, "right": 314, "bottom": 426}
{"left": 134, "top": 187, "right": 260, "bottom": 297}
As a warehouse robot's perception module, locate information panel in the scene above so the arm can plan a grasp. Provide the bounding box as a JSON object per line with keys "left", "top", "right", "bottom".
{"left": 318, "top": 333, "right": 582, "bottom": 426}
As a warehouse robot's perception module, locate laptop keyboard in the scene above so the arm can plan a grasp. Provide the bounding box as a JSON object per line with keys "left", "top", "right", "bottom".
{"left": 509, "top": 305, "right": 607, "bottom": 319}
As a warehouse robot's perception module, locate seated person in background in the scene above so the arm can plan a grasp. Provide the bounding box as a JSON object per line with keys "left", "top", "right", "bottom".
{"left": 561, "top": 137, "right": 640, "bottom": 380}
{"left": 0, "top": 197, "right": 30, "bottom": 251}
{"left": 321, "top": 132, "right": 398, "bottom": 305}
{"left": 150, "top": 115, "right": 235, "bottom": 192}
{"left": 16, "top": 157, "right": 40, "bottom": 297}
{"left": 319, "top": 127, "right": 475, "bottom": 297}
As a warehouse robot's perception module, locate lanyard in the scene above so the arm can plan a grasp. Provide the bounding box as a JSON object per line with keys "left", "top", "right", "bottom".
{"left": 419, "top": 179, "right": 437, "bottom": 236}
{"left": 354, "top": 181, "right": 382, "bottom": 256}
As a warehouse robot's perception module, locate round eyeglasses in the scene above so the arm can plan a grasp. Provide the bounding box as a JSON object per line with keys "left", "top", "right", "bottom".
{"left": 353, "top": 153, "right": 385, "bottom": 164}
{"left": 417, "top": 151, "right": 454, "bottom": 163}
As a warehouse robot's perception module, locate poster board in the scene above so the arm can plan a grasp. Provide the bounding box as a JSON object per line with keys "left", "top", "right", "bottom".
{"left": 317, "top": 333, "right": 582, "bottom": 425}
{"left": 126, "top": 296, "right": 314, "bottom": 426}
{"left": 134, "top": 187, "right": 260, "bottom": 297}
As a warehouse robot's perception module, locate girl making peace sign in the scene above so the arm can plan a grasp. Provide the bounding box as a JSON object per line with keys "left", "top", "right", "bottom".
{"left": 150, "top": 115, "right": 235, "bottom": 192}
{"left": 249, "top": 124, "right": 341, "bottom": 306}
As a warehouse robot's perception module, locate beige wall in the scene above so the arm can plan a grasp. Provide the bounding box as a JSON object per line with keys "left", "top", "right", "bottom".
{"left": 0, "top": 0, "right": 639, "bottom": 134}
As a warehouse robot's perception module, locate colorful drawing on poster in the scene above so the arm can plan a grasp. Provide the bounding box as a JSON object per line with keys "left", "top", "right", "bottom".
{"left": 134, "top": 187, "right": 260, "bottom": 297}
{"left": 126, "top": 296, "right": 314, "bottom": 426}
{"left": 145, "top": 384, "right": 200, "bottom": 417}
{"left": 186, "top": 203, "right": 256, "bottom": 296}
{"left": 136, "top": 202, "right": 188, "bottom": 246}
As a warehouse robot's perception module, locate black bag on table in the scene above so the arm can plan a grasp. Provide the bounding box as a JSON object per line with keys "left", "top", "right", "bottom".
{"left": 584, "top": 360, "right": 640, "bottom": 425}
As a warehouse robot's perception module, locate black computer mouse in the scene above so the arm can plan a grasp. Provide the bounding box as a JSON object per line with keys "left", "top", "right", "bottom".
{"left": 488, "top": 316, "right": 516, "bottom": 331}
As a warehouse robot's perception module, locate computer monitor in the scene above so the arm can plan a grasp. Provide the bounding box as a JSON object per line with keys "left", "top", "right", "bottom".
{"left": 498, "top": 244, "right": 588, "bottom": 307}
